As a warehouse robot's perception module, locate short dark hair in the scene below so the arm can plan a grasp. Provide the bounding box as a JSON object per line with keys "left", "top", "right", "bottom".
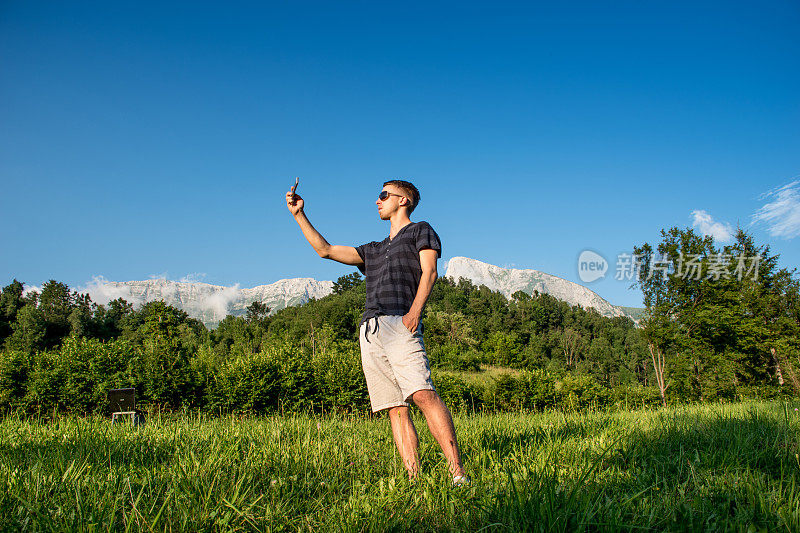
{"left": 383, "top": 180, "right": 420, "bottom": 214}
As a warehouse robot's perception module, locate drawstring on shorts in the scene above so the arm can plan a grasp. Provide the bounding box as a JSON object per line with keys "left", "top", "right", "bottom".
{"left": 364, "top": 316, "right": 380, "bottom": 343}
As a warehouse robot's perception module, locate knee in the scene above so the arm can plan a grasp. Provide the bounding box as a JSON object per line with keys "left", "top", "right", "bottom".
{"left": 412, "top": 389, "right": 439, "bottom": 409}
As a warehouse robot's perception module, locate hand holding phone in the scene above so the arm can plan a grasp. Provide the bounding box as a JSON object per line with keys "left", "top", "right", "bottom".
{"left": 286, "top": 177, "right": 303, "bottom": 215}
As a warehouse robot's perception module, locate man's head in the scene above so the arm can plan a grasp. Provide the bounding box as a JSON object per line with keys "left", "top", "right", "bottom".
{"left": 377, "top": 180, "right": 420, "bottom": 219}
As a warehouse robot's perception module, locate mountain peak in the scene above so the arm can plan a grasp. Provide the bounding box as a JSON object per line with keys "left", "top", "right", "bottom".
{"left": 82, "top": 276, "right": 334, "bottom": 327}
{"left": 444, "top": 256, "right": 629, "bottom": 319}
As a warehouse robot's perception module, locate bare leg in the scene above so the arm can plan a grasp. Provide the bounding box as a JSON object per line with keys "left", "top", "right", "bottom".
{"left": 411, "top": 390, "right": 466, "bottom": 477}
{"left": 387, "top": 406, "right": 420, "bottom": 479}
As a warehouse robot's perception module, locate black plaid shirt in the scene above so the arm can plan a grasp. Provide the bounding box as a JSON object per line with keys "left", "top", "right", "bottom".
{"left": 355, "top": 221, "right": 442, "bottom": 326}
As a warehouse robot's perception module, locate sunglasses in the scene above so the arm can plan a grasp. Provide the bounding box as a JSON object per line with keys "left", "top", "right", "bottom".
{"left": 378, "top": 190, "right": 407, "bottom": 202}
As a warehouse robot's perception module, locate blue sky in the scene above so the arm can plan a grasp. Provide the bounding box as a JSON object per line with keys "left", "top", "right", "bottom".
{"left": 1, "top": 1, "right": 798, "bottom": 308}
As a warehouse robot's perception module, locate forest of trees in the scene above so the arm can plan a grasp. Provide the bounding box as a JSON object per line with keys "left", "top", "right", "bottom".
{"left": 634, "top": 228, "right": 800, "bottom": 405}
{"left": 0, "top": 228, "right": 797, "bottom": 416}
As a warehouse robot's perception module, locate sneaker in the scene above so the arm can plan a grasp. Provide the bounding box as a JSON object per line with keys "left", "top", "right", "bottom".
{"left": 452, "top": 474, "right": 471, "bottom": 487}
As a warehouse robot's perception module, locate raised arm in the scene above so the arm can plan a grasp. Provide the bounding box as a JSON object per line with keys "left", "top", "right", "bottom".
{"left": 286, "top": 189, "right": 364, "bottom": 266}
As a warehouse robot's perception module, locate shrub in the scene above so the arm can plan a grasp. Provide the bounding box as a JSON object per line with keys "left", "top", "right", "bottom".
{"left": 556, "top": 373, "right": 610, "bottom": 411}
{"left": 609, "top": 383, "right": 663, "bottom": 409}
{"left": 210, "top": 351, "right": 281, "bottom": 414}
{"left": 522, "top": 370, "right": 560, "bottom": 410}
{"left": 58, "top": 337, "right": 131, "bottom": 413}
{"left": 482, "top": 371, "right": 612, "bottom": 412}
{"left": 0, "top": 350, "right": 31, "bottom": 412}
{"left": 9, "top": 338, "right": 136, "bottom": 415}
{"left": 485, "top": 374, "right": 517, "bottom": 411}
{"left": 432, "top": 373, "right": 483, "bottom": 412}
{"left": 271, "top": 343, "right": 319, "bottom": 411}
{"left": 428, "top": 344, "right": 481, "bottom": 371}
{"left": 24, "top": 350, "right": 64, "bottom": 413}
{"left": 312, "top": 344, "right": 369, "bottom": 411}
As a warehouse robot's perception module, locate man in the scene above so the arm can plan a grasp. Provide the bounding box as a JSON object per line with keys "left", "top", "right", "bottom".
{"left": 286, "top": 180, "right": 468, "bottom": 483}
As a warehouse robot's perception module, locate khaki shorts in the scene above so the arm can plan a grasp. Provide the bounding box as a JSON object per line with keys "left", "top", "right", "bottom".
{"left": 358, "top": 315, "right": 435, "bottom": 412}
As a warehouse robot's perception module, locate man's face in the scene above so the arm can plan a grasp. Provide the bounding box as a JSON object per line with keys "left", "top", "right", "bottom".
{"left": 376, "top": 185, "right": 408, "bottom": 220}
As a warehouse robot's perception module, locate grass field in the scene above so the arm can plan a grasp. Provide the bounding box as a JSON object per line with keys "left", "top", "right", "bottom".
{"left": 2, "top": 402, "right": 800, "bottom": 531}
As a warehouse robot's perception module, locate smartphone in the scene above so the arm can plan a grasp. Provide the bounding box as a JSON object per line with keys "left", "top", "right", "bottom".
{"left": 291, "top": 177, "right": 299, "bottom": 195}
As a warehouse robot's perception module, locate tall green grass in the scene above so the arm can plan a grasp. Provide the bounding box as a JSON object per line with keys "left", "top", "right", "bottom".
{"left": 1, "top": 402, "right": 799, "bottom": 531}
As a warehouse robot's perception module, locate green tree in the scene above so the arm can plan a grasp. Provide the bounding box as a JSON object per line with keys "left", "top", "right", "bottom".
{"left": 724, "top": 230, "right": 800, "bottom": 391}
{"left": 635, "top": 227, "right": 799, "bottom": 403}
{"left": 38, "top": 280, "right": 77, "bottom": 349}
{"left": 129, "top": 301, "right": 202, "bottom": 408}
{"left": 93, "top": 297, "right": 134, "bottom": 340}
{"left": 69, "top": 293, "right": 96, "bottom": 338}
{"left": 7, "top": 304, "right": 46, "bottom": 353}
{"left": 0, "top": 280, "right": 25, "bottom": 342}
{"left": 332, "top": 272, "right": 363, "bottom": 294}
{"left": 245, "top": 301, "right": 270, "bottom": 323}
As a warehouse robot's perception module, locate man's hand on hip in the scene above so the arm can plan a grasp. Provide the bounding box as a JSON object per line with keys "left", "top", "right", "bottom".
{"left": 402, "top": 311, "right": 421, "bottom": 333}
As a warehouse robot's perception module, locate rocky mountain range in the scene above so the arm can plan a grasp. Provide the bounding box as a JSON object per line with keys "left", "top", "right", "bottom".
{"left": 82, "top": 257, "right": 640, "bottom": 327}
{"left": 444, "top": 257, "right": 635, "bottom": 319}
{"left": 83, "top": 277, "right": 333, "bottom": 327}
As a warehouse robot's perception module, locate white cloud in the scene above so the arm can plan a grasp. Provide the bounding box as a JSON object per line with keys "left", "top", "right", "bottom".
{"left": 188, "top": 284, "right": 241, "bottom": 322}
{"left": 77, "top": 274, "right": 243, "bottom": 322}
{"left": 179, "top": 272, "right": 207, "bottom": 283}
{"left": 752, "top": 180, "right": 800, "bottom": 239}
{"left": 691, "top": 210, "right": 734, "bottom": 243}
{"left": 78, "top": 276, "right": 135, "bottom": 306}
{"left": 22, "top": 284, "right": 41, "bottom": 296}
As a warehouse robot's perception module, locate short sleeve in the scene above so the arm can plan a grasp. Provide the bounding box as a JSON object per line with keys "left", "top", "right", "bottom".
{"left": 354, "top": 243, "right": 369, "bottom": 274}
{"left": 415, "top": 222, "right": 441, "bottom": 258}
